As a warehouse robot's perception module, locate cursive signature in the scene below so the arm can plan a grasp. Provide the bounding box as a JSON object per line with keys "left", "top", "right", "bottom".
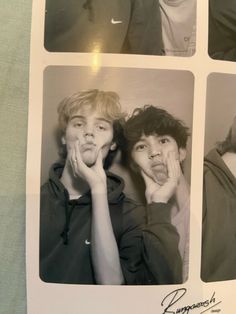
{"left": 161, "top": 288, "right": 221, "bottom": 314}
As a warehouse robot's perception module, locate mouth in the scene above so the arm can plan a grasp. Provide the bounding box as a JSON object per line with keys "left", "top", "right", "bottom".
{"left": 81, "top": 143, "right": 96, "bottom": 152}
{"left": 151, "top": 162, "right": 165, "bottom": 169}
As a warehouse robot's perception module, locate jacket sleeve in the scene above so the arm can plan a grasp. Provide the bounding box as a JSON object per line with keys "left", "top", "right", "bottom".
{"left": 122, "top": 0, "right": 164, "bottom": 55}
{"left": 44, "top": 0, "right": 81, "bottom": 50}
{"left": 142, "top": 203, "right": 183, "bottom": 284}
{"left": 119, "top": 200, "right": 182, "bottom": 284}
{"left": 200, "top": 166, "right": 234, "bottom": 282}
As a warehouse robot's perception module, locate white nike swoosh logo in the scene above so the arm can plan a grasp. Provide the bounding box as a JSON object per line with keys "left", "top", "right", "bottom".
{"left": 111, "top": 18, "right": 122, "bottom": 24}
{"left": 85, "top": 239, "right": 91, "bottom": 245}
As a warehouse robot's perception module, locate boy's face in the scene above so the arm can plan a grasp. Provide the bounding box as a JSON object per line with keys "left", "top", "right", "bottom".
{"left": 131, "top": 134, "right": 186, "bottom": 184}
{"left": 62, "top": 105, "right": 116, "bottom": 166}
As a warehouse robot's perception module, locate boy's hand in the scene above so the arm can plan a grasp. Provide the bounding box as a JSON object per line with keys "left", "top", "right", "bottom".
{"left": 142, "top": 151, "right": 181, "bottom": 204}
{"left": 141, "top": 170, "right": 160, "bottom": 204}
{"left": 68, "top": 140, "right": 107, "bottom": 191}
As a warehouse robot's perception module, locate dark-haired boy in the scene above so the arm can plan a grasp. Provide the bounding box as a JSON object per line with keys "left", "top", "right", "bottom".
{"left": 124, "top": 105, "right": 190, "bottom": 282}
{"left": 40, "top": 91, "right": 182, "bottom": 285}
{"left": 201, "top": 117, "right": 236, "bottom": 282}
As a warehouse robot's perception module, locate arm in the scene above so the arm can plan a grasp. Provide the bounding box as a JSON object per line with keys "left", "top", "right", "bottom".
{"left": 143, "top": 202, "right": 183, "bottom": 284}
{"left": 118, "top": 201, "right": 182, "bottom": 284}
{"left": 90, "top": 187, "right": 124, "bottom": 285}
{"left": 141, "top": 151, "right": 183, "bottom": 283}
{"left": 44, "top": 0, "right": 81, "bottom": 49}
{"left": 123, "top": 0, "right": 163, "bottom": 55}
{"left": 201, "top": 166, "right": 225, "bottom": 282}
{"left": 69, "top": 142, "right": 124, "bottom": 284}
{"left": 201, "top": 161, "right": 232, "bottom": 282}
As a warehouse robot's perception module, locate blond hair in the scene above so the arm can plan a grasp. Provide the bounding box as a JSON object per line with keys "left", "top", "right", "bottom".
{"left": 57, "top": 89, "right": 124, "bottom": 132}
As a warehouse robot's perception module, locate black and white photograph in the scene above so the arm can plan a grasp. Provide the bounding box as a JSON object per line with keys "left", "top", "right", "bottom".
{"left": 6, "top": 0, "right": 236, "bottom": 313}
{"left": 39, "top": 66, "right": 193, "bottom": 286}
{"left": 201, "top": 73, "right": 236, "bottom": 282}
{"left": 44, "top": 0, "right": 196, "bottom": 56}
{"left": 209, "top": 0, "right": 236, "bottom": 61}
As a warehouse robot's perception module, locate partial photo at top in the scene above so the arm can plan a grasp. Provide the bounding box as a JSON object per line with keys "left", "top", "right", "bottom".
{"left": 44, "top": 0, "right": 196, "bottom": 56}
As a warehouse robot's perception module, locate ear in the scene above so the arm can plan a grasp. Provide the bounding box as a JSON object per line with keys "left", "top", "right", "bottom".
{"left": 110, "top": 142, "right": 117, "bottom": 151}
{"left": 179, "top": 148, "right": 187, "bottom": 162}
{"left": 61, "top": 136, "right": 66, "bottom": 145}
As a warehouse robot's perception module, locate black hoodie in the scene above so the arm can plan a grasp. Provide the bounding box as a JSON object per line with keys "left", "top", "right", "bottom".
{"left": 44, "top": 0, "right": 164, "bottom": 55}
{"left": 40, "top": 163, "right": 182, "bottom": 284}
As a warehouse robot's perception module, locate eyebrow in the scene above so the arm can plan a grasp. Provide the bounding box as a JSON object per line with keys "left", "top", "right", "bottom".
{"left": 135, "top": 138, "right": 146, "bottom": 143}
{"left": 139, "top": 134, "right": 170, "bottom": 140}
{"left": 135, "top": 134, "right": 168, "bottom": 143}
{"left": 70, "top": 115, "right": 85, "bottom": 121}
{"left": 69, "top": 115, "right": 112, "bottom": 124}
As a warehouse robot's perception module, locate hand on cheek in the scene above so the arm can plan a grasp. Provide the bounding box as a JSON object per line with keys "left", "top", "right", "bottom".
{"left": 68, "top": 140, "right": 106, "bottom": 191}
{"left": 166, "top": 150, "right": 181, "bottom": 184}
{"left": 141, "top": 170, "right": 161, "bottom": 204}
{"left": 142, "top": 150, "right": 181, "bottom": 204}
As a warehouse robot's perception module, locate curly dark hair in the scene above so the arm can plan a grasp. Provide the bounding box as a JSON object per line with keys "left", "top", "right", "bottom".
{"left": 123, "top": 105, "right": 190, "bottom": 154}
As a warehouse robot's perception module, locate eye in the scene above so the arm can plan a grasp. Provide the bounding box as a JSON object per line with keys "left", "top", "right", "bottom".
{"left": 96, "top": 124, "right": 107, "bottom": 131}
{"left": 159, "top": 137, "right": 170, "bottom": 144}
{"left": 74, "top": 121, "right": 84, "bottom": 128}
{"left": 134, "top": 143, "right": 147, "bottom": 151}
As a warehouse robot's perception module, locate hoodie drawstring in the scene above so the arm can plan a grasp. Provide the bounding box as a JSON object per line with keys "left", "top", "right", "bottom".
{"left": 61, "top": 192, "right": 75, "bottom": 245}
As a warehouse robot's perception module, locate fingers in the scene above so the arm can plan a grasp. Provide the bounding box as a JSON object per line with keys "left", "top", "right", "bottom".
{"left": 93, "top": 148, "right": 103, "bottom": 169}
{"left": 68, "top": 140, "right": 86, "bottom": 177}
{"left": 74, "top": 140, "right": 83, "bottom": 164}
{"left": 166, "top": 151, "right": 181, "bottom": 182}
{"left": 140, "top": 169, "right": 154, "bottom": 186}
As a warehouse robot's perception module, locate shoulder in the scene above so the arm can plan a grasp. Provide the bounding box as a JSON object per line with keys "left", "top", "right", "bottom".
{"left": 121, "top": 197, "right": 146, "bottom": 231}
{"left": 122, "top": 197, "right": 145, "bottom": 214}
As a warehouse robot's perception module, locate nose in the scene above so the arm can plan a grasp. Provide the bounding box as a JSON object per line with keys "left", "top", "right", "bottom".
{"left": 148, "top": 143, "right": 162, "bottom": 159}
{"left": 84, "top": 131, "right": 94, "bottom": 137}
{"left": 149, "top": 150, "right": 162, "bottom": 159}
{"left": 83, "top": 124, "right": 94, "bottom": 137}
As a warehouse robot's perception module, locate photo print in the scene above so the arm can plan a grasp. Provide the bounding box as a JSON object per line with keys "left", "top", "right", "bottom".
{"left": 40, "top": 66, "right": 194, "bottom": 286}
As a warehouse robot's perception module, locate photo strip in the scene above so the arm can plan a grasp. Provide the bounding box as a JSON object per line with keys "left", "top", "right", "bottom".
{"left": 40, "top": 66, "right": 193, "bottom": 286}
{"left": 26, "top": 1, "right": 236, "bottom": 313}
